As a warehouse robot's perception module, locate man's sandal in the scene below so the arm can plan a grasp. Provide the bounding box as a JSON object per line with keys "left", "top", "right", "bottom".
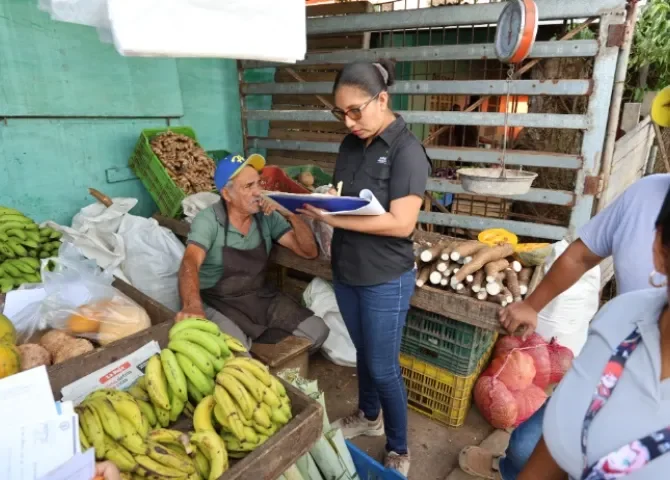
{"left": 458, "top": 446, "right": 503, "bottom": 479}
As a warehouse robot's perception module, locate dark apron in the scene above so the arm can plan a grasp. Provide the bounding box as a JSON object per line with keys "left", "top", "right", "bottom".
{"left": 200, "top": 202, "right": 313, "bottom": 344}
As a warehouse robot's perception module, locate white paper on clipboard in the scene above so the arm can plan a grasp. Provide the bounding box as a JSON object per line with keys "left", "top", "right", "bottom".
{"left": 322, "top": 189, "right": 386, "bottom": 216}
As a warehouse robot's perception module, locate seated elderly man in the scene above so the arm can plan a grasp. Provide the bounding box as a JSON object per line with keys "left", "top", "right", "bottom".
{"left": 175, "top": 153, "right": 329, "bottom": 352}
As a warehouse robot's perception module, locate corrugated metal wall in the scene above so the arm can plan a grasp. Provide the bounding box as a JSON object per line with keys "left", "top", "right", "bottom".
{"left": 0, "top": 1, "right": 243, "bottom": 225}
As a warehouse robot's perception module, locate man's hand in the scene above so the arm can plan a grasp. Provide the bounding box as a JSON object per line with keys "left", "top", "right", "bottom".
{"left": 94, "top": 461, "right": 121, "bottom": 480}
{"left": 175, "top": 304, "right": 206, "bottom": 322}
{"left": 498, "top": 301, "right": 538, "bottom": 341}
{"left": 260, "top": 196, "right": 293, "bottom": 218}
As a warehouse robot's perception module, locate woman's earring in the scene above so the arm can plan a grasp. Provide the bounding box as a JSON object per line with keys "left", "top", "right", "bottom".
{"left": 649, "top": 270, "right": 668, "bottom": 288}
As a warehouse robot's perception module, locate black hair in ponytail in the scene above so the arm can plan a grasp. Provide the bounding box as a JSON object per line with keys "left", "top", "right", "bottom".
{"left": 655, "top": 184, "right": 670, "bottom": 248}
{"left": 332, "top": 59, "right": 396, "bottom": 96}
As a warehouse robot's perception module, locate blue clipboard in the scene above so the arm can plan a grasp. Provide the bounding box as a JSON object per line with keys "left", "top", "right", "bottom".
{"left": 266, "top": 192, "right": 369, "bottom": 213}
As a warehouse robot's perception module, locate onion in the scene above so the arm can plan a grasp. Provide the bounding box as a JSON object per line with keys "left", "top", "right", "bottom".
{"left": 548, "top": 337, "right": 575, "bottom": 384}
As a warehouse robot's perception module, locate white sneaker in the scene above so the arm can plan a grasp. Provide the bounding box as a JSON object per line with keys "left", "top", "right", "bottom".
{"left": 385, "top": 450, "right": 410, "bottom": 477}
{"left": 331, "top": 410, "right": 384, "bottom": 439}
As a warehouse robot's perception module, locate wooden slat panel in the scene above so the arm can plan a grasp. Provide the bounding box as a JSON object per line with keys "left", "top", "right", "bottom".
{"left": 268, "top": 121, "right": 348, "bottom": 133}
{"left": 0, "top": 1, "right": 183, "bottom": 117}
{"left": 266, "top": 155, "right": 335, "bottom": 172}
{"left": 269, "top": 149, "right": 338, "bottom": 161}
{"left": 272, "top": 94, "right": 335, "bottom": 107}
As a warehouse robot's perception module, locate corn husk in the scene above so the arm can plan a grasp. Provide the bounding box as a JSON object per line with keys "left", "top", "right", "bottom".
{"left": 283, "top": 464, "right": 306, "bottom": 480}
{"left": 296, "top": 453, "right": 324, "bottom": 480}
{"left": 310, "top": 436, "right": 353, "bottom": 480}
{"left": 327, "top": 429, "right": 357, "bottom": 479}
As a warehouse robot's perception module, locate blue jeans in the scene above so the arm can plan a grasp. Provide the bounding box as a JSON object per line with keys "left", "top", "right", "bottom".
{"left": 333, "top": 268, "right": 415, "bottom": 454}
{"left": 498, "top": 402, "right": 547, "bottom": 480}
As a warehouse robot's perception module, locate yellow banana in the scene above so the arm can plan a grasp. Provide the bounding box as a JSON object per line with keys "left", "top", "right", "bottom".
{"left": 217, "top": 372, "right": 255, "bottom": 420}
{"left": 243, "top": 426, "right": 259, "bottom": 444}
{"left": 279, "top": 401, "right": 292, "bottom": 423}
{"left": 272, "top": 408, "right": 290, "bottom": 426}
{"left": 146, "top": 441, "right": 196, "bottom": 474}
{"left": 161, "top": 348, "right": 188, "bottom": 402}
{"left": 136, "top": 376, "right": 147, "bottom": 390}
{"left": 135, "top": 454, "right": 188, "bottom": 478}
{"left": 127, "top": 384, "right": 150, "bottom": 402}
{"left": 136, "top": 399, "right": 157, "bottom": 428}
{"left": 253, "top": 422, "right": 278, "bottom": 437}
{"left": 175, "top": 352, "right": 214, "bottom": 395}
{"left": 194, "top": 447, "right": 210, "bottom": 480}
{"left": 79, "top": 425, "right": 91, "bottom": 451}
{"left": 169, "top": 318, "right": 220, "bottom": 338}
{"left": 147, "top": 429, "right": 194, "bottom": 455}
{"left": 252, "top": 404, "right": 273, "bottom": 429}
{"left": 145, "top": 354, "right": 171, "bottom": 410}
{"left": 222, "top": 365, "right": 281, "bottom": 408}
{"left": 193, "top": 395, "right": 217, "bottom": 432}
{"left": 103, "top": 437, "right": 137, "bottom": 473}
{"left": 86, "top": 398, "right": 124, "bottom": 442}
{"left": 190, "top": 431, "right": 228, "bottom": 480}
{"left": 168, "top": 340, "right": 215, "bottom": 377}
{"left": 154, "top": 403, "right": 171, "bottom": 428}
{"left": 223, "top": 337, "right": 247, "bottom": 353}
{"left": 118, "top": 416, "right": 148, "bottom": 455}
{"left": 107, "top": 393, "right": 147, "bottom": 438}
{"left": 224, "top": 357, "right": 272, "bottom": 387}
{"left": 213, "top": 385, "right": 247, "bottom": 441}
{"left": 78, "top": 405, "right": 106, "bottom": 459}
{"left": 171, "top": 329, "right": 221, "bottom": 357}
{"left": 270, "top": 374, "right": 288, "bottom": 398}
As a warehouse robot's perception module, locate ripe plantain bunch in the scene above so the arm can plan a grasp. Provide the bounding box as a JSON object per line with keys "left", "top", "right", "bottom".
{"left": 199, "top": 357, "right": 293, "bottom": 459}
{"left": 0, "top": 206, "right": 61, "bottom": 293}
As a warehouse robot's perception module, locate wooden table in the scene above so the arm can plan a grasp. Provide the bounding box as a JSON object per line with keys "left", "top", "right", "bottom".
{"left": 154, "top": 215, "right": 533, "bottom": 333}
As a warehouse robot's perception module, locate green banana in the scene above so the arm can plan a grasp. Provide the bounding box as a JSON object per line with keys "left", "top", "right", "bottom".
{"left": 50, "top": 230, "right": 62, "bottom": 240}
{"left": 135, "top": 454, "right": 188, "bottom": 478}
{"left": 0, "top": 214, "right": 31, "bottom": 225}
{"left": 127, "top": 384, "right": 150, "bottom": 402}
{"left": 168, "top": 339, "right": 215, "bottom": 377}
{"left": 190, "top": 431, "right": 228, "bottom": 480}
{"left": 145, "top": 354, "right": 171, "bottom": 410}
{"left": 169, "top": 318, "right": 220, "bottom": 338}
{"left": 154, "top": 403, "right": 171, "bottom": 428}
{"left": 25, "top": 231, "right": 40, "bottom": 242}
{"left": 212, "top": 333, "right": 231, "bottom": 357}
{"left": 136, "top": 399, "right": 157, "bottom": 427}
{"left": 7, "top": 240, "right": 27, "bottom": 257}
{"left": 79, "top": 425, "right": 91, "bottom": 450}
{"left": 0, "top": 279, "right": 13, "bottom": 293}
{"left": 103, "top": 436, "right": 137, "bottom": 472}
{"left": 6, "top": 228, "right": 26, "bottom": 241}
{"left": 146, "top": 441, "right": 196, "bottom": 474}
{"left": 86, "top": 398, "right": 124, "bottom": 441}
{"left": 78, "top": 405, "right": 106, "bottom": 459}
{"left": 193, "top": 395, "right": 216, "bottom": 432}
{"left": 160, "top": 348, "right": 188, "bottom": 402}
{"left": 175, "top": 352, "right": 214, "bottom": 396}
{"left": 171, "top": 329, "right": 221, "bottom": 357}
{"left": 169, "top": 388, "right": 185, "bottom": 422}
{"left": 243, "top": 426, "right": 259, "bottom": 444}
{"left": 0, "top": 244, "right": 15, "bottom": 259}
{"left": 0, "top": 222, "right": 30, "bottom": 234}
{"left": 194, "top": 447, "right": 210, "bottom": 480}
{"left": 20, "top": 239, "right": 39, "bottom": 249}
{"left": 15, "top": 256, "right": 39, "bottom": 270}
{"left": 186, "top": 378, "right": 204, "bottom": 404}
{"left": 3, "top": 261, "right": 24, "bottom": 278}
{"left": 9, "top": 259, "right": 35, "bottom": 274}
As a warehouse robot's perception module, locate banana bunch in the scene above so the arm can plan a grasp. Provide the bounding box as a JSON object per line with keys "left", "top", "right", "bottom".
{"left": 0, "top": 206, "right": 62, "bottom": 293}
{"left": 204, "top": 357, "right": 293, "bottom": 459}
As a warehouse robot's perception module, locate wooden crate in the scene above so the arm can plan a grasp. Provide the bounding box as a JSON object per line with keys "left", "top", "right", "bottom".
{"left": 47, "top": 320, "right": 324, "bottom": 480}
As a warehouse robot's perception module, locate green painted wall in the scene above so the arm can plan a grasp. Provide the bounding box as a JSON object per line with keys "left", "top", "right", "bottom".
{"left": 0, "top": 1, "right": 243, "bottom": 225}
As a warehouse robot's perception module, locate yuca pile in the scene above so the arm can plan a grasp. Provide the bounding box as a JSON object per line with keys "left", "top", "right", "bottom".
{"left": 150, "top": 132, "right": 216, "bottom": 195}
{"left": 415, "top": 240, "right": 532, "bottom": 306}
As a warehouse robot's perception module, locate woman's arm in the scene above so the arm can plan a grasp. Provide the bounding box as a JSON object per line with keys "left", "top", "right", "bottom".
{"left": 518, "top": 437, "right": 568, "bottom": 480}
{"left": 299, "top": 195, "right": 423, "bottom": 238}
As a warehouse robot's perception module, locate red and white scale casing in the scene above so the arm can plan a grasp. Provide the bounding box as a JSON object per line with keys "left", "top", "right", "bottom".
{"left": 495, "top": 0, "right": 539, "bottom": 65}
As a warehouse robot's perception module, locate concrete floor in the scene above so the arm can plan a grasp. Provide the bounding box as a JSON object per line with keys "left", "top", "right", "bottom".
{"left": 309, "top": 354, "right": 493, "bottom": 480}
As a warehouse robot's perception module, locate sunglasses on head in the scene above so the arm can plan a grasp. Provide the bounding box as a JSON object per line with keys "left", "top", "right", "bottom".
{"left": 331, "top": 92, "right": 380, "bottom": 122}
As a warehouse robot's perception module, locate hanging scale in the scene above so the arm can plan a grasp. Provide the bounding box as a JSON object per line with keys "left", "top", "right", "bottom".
{"left": 458, "top": 0, "right": 539, "bottom": 196}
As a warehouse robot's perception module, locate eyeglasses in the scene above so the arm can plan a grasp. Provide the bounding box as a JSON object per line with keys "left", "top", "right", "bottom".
{"left": 331, "top": 93, "right": 380, "bottom": 122}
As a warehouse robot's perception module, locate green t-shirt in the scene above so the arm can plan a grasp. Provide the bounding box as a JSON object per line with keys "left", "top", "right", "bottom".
{"left": 186, "top": 202, "right": 292, "bottom": 289}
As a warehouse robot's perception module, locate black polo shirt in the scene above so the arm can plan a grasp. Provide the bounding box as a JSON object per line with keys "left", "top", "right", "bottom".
{"left": 331, "top": 115, "right": 431, "bottom": 286}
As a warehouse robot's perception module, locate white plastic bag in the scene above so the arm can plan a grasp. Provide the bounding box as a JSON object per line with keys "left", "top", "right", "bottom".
{"left": 44, "top": 0, "right": 110, "bottom": 29}
{"left": 535, "top": 240, "right": 601, "bottom": 357}
{"left": 182, "top": 192, "right": 219, "bottom": 223}
{"left": 303, "top": 278, "right": 356, "bottom": 367}
{"left": 116, "top": 215, "right": 184, "bottom": 312}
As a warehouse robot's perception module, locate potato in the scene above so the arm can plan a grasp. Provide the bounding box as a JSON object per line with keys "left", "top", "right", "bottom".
{"left": 54, "top": 338, "right": 94, "bottom": 364}
{"left": 297, "top": 171, "right": 315, "bottom": 188}
{"left": 17, "top": 344, "right": 51, "bottom": 371}
{"left": 39, "top": 330, "right": 74, "bottom": 356}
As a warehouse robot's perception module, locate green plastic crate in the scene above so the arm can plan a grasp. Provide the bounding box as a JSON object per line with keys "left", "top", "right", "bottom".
{"left": 282, "top": 165, "right": 333, "bottom": 188}
{"left": 129, "top": 126, "right": 203, "bottom": 218}
{"left": 400, "top": 308, "right": 497, "bottom": 376}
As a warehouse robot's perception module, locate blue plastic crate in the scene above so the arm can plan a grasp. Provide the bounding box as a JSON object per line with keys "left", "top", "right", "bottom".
{"left": 347, "top": 440, "right": 406, "bottom": 480}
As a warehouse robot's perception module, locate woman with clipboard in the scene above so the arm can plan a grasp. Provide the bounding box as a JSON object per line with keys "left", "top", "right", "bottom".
{"left": 298, "top": 59, "right": 431, "bottom": 477}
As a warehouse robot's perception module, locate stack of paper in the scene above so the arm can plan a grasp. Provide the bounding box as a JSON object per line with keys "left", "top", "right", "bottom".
{"left": 0, "top": 367, "right": 95, "bottom": 480}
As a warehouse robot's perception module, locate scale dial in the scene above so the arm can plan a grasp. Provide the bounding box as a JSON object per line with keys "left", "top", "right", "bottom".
{"left": 495, "top": 0, "right": 538, "bottom": 64}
